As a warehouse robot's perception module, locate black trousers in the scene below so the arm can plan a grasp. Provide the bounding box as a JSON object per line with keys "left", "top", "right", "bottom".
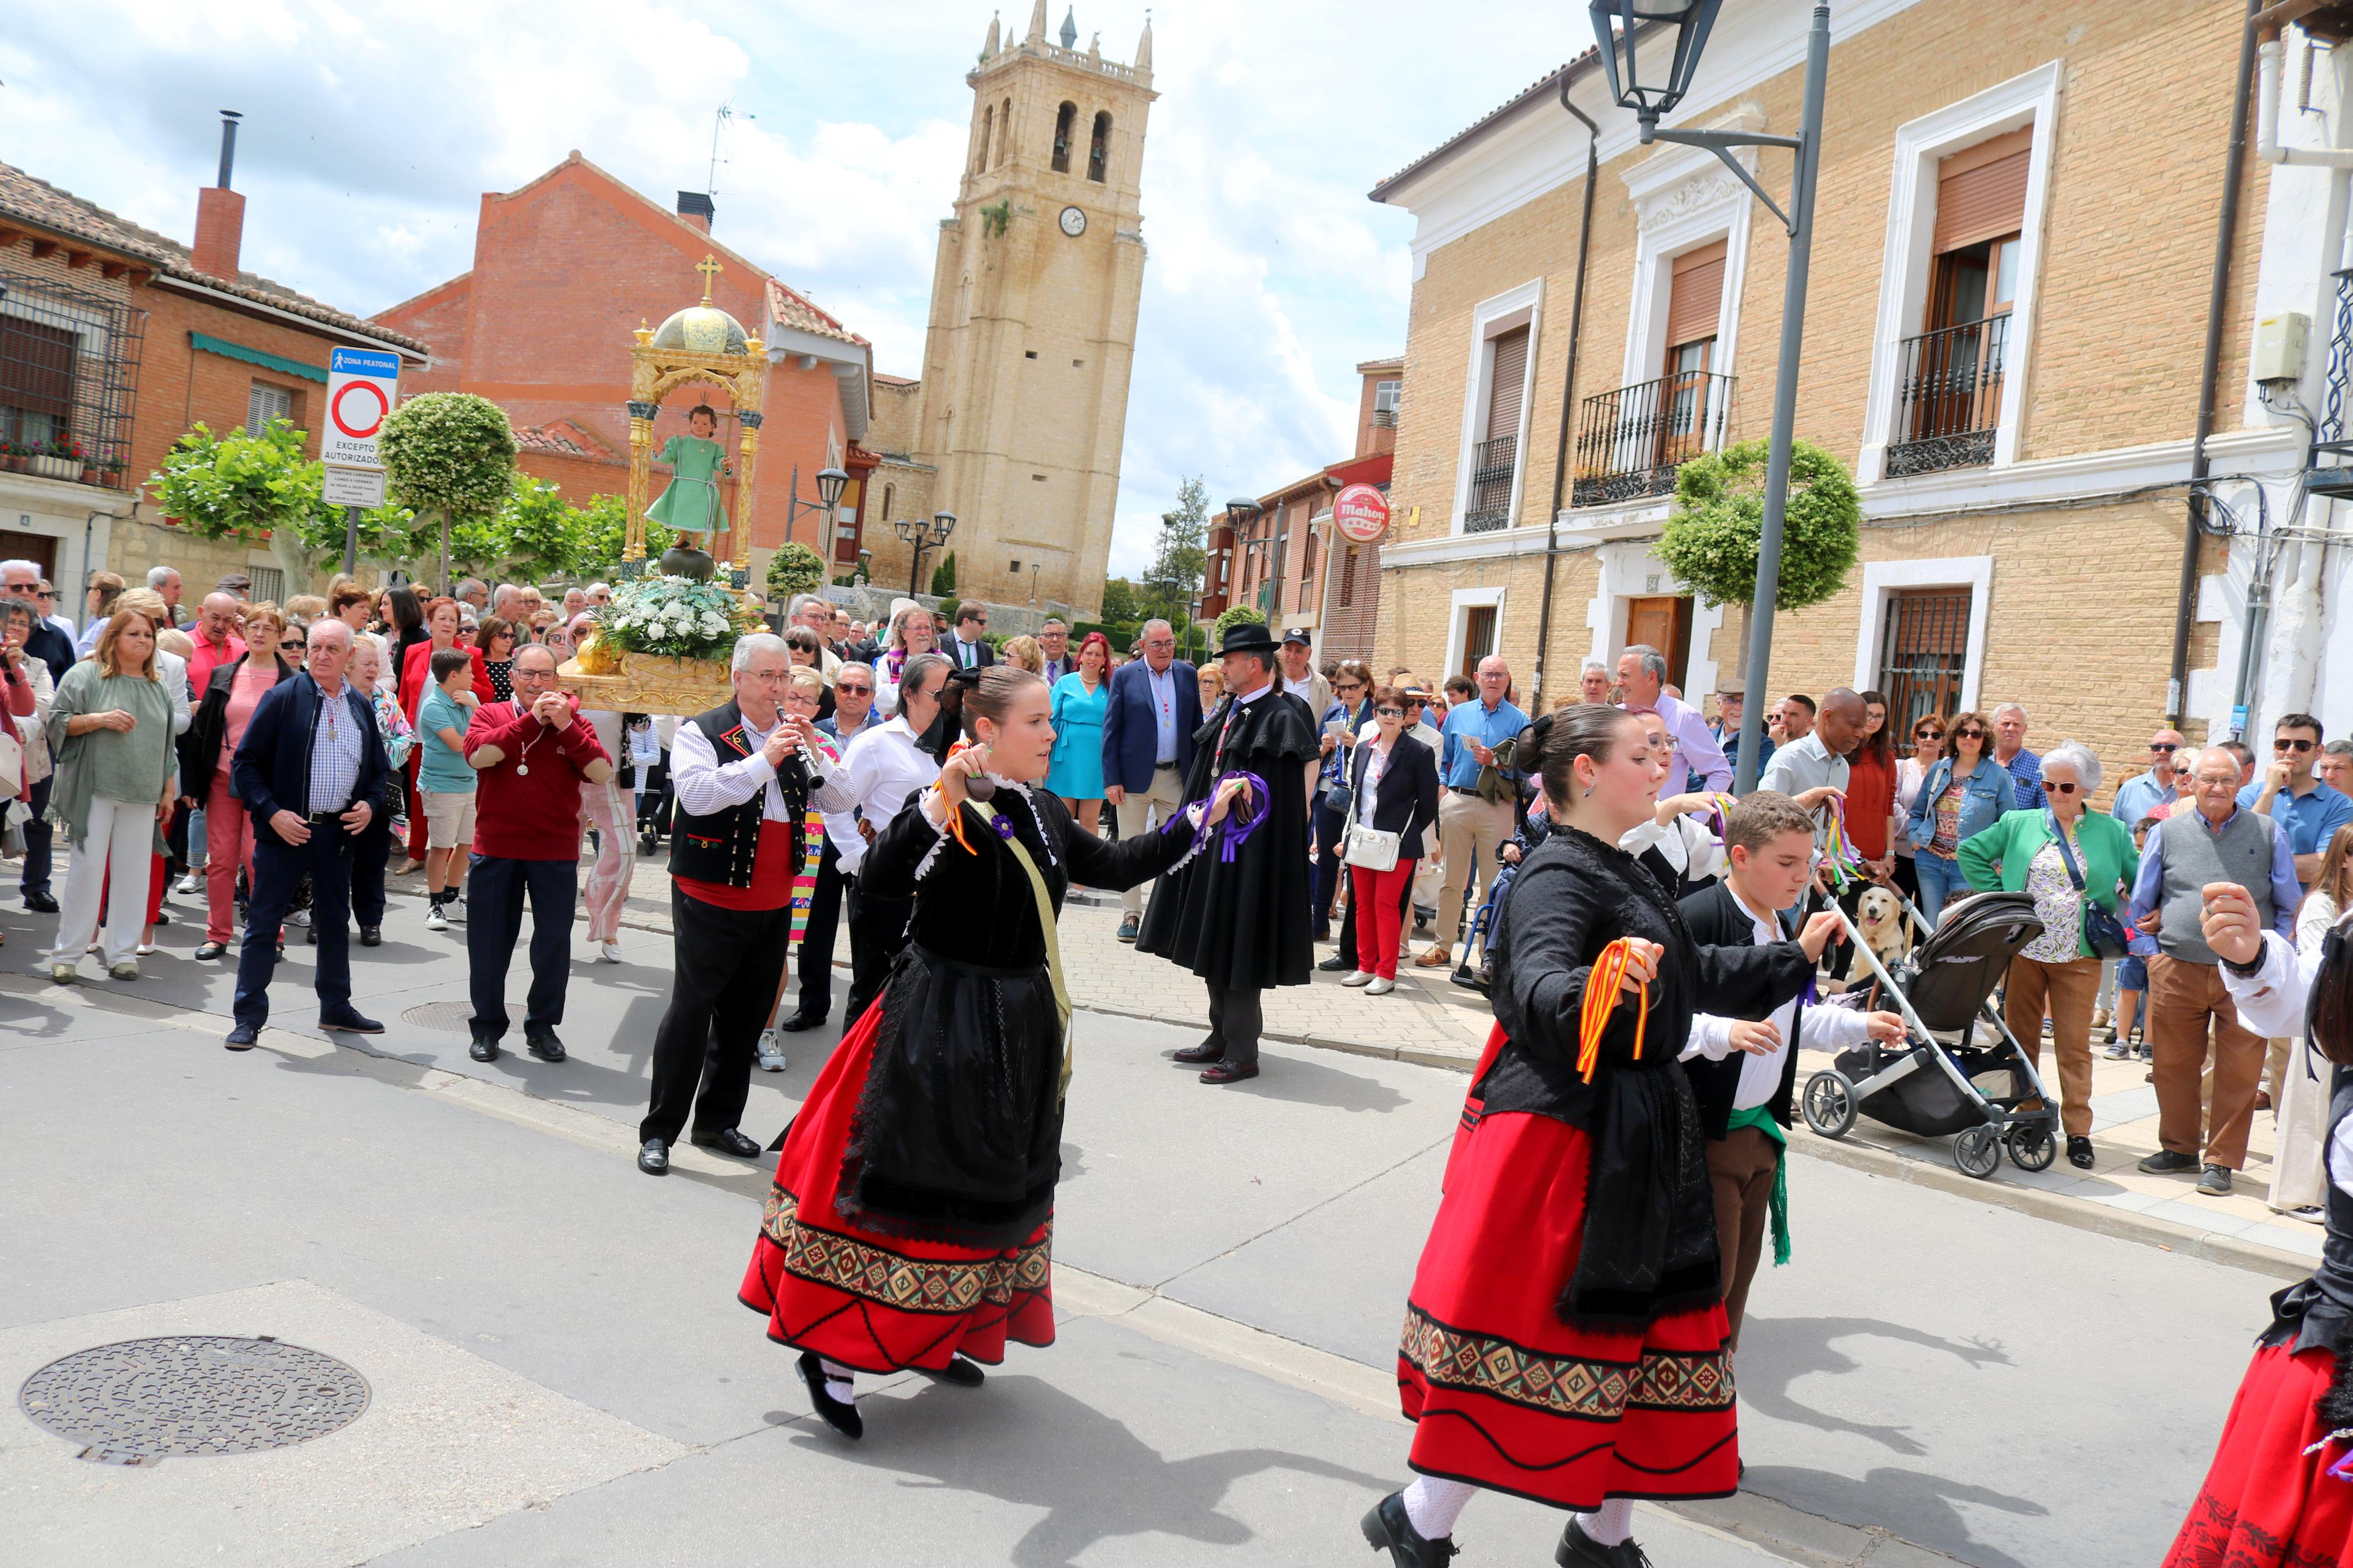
{"left": 1312, "top": 791, "right": 1346, "bottom": 936}
{"left": 20, "top": 773, "right": 54, "bottom": 897}
{"left": 467, "top": 855, "right": 576, "bottom": 1039}
{"left": 349, "top": 812, "right": 393, "bottom": 927}
{"left": 1205, "top": 983, "right": 1264, "bottom": 1067}
{"left": 641, "top": 888, "right": 792, "bottom": 1146}
{"left": 842, "top": 877, "right": 913, "bottom": 1027}
{"left": 792, "top": 836, "right": 846, "bottom": 1022}
{"left": 233, "top": 824, "right": 355, "bottom": 1029}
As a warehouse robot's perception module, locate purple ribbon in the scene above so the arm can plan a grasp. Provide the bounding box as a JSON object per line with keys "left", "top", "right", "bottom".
{"left": 1215, "top": 770, "right": 1270, "bottom": 862}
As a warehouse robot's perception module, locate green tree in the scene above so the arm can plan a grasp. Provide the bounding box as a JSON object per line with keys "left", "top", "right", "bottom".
{"left": 1138, "top": 475, "right": 1209, "bottom": 623}
{"left": 930, "top": 549, "right": 957, "bottom": 596}
{"left": 1213, "top": 602, "right": 1268, "bottom": 641}
{"left": 497, "top": 474, "right": 589, "bottom": 582}
{"left": 765, "top": 542, "right": 828, "bottom": 602}
{"left": 379, "top": 392, "right": 520, "bottom": 586}
{"left": 1098, "top": 577, "right": 1142, "bottom": 625}
{"left": 574, "top": 493, "right": 675, "bottom": 577}
{"left": 149, "top": 418, "right": 333, "bottom": 590}
{"left": 1657, "top": 438, "right": 1861, "bottom": 613}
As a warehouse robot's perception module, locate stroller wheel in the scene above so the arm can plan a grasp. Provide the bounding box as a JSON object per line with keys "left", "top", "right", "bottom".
{"left": 1801, "top": 1070, "right": 1857, "bottom": 1139}
{"left": 2006, "top": 1123, "right": 2058, "bottom": 1173}
{"left": 1953, "top": 1124, "right": 2001, "bottom": 1179}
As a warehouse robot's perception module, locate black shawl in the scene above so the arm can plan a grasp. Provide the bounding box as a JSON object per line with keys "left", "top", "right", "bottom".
{"left": 1485, "top": 825, "right": 1813, "bottom": 1331}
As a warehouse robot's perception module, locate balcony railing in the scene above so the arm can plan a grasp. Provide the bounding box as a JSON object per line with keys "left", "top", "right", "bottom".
{"left": 1371, "top": 407, "right": 1396, "bottom": 429}
{"left": 1571, "top": 370, "right": 1736, "bottom": 508}
{"left": 1462, "top": 433, "right": 1518, "bottom": 533}
{"left": 1886, "top": 315, "right": 2007, "bottom": 477}
{"left": 0, "top": 264, "right": 147, "bottom": 492}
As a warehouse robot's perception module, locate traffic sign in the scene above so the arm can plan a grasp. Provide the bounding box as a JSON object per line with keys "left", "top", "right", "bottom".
{"left": 323, "top": 465, "right": 386, "bottom": 507}
{"left": 322, "top": 346, "right": 399, "bottom": 469}
{"left": 1332, "top": 483, "right": 1390, "bottom": 543}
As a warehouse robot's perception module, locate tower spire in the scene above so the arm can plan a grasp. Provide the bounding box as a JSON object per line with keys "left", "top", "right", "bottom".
{"left": 1059, "top": 5, "right": 1077, "bottom": 49}
{"left": 983, "top": 11, "right": 999, "bottom": 56}
{"left": 1025, "top": 0, "right": 1047, "bottom": 44}
{"left": 1136, "top": 11, "right": 1153, "bottom": 74}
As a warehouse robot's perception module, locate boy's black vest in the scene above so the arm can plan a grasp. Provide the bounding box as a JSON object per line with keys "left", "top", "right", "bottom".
{"left": 668, "top": 701, "right": 812, "bottom": 889}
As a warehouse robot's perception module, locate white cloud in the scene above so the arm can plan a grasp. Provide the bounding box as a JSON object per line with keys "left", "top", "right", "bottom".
{"left": 6, "top": 0, "right": 1585, "bottom": 591}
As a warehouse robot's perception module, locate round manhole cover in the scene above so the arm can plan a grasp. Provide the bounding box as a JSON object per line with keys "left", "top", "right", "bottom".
{"left": 19, "top": 1336, "right": 370, "bottom": 1461}
{"left": 401, "top": 1001, "right": 526, "bottom": 1033}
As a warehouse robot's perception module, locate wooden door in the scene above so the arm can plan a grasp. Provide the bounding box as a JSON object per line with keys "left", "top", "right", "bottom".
{"left": 1459, "top": 606, "right": 1498, "bottom": 678}
{"left": 1623, "top": 595, "right": 1693, "bottom": 689}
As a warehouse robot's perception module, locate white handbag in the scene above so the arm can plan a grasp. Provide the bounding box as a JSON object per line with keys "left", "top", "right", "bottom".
{"left": 1340, "top": 752, "right": 1404, "bottom": 872}
{"left": 0, "top": 727, "right": 20, "bottom": 802}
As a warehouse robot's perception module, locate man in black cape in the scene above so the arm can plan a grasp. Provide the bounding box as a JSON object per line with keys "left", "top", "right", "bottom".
{"left": 1138, "top": 620, "right": 1319, "bottom": 1084}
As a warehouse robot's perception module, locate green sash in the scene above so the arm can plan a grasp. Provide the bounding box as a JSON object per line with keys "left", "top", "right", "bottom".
{"left": 1725, "top": 1105, "right": 1791, "bottom": 1266}
{"left": 964, "top": 799, "right": 1076, "bottom": 1105}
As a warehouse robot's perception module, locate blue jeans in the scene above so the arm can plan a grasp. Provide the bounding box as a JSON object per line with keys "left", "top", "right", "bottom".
{"left": 466, "top": 854, "right": 577, "bottom": 1039}
{"left": 234, "top": 826, "right": 356, "bottom": 1028}
{"left": 1913, "top": 850, "right": 1971, "bottom": 927}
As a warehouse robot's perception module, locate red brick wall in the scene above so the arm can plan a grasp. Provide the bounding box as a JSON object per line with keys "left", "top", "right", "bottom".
{"left": 378, "top": 273, "right": 472, "bottom": 395}
{"left": 130, "top": 282, "right": 350, "bottom": 494}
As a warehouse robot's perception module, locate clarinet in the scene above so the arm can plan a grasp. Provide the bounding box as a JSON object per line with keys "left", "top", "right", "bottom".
{"left": 792, "top": 727, "right": 831, "bottom": 790}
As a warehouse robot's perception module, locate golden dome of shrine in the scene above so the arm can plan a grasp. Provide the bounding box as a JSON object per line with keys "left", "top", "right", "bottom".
{"left": 650, "top": 301, "right": 748, "bottom": 356}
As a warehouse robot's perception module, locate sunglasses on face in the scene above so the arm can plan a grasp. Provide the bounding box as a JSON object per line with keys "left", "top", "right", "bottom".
{"left": 1374, "top": 706, "right": 1406, "bottom": 717}
{"left": 2046, "top": 781, "right": 2082, "bottom": 795}
{"left": 2276, "top": 738, "right": 2317, "bottom": 753}
{"left": 1954, "top": 727, "right": 1985, "bottom": 739}
{"left": 1914, "top": 728, "right": 1943, "bottom": 741}
{"left": 2149, "top": 742, "right": 2178, "bottom": 753}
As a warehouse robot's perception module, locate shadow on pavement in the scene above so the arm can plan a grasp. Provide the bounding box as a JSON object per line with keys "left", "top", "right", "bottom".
{"left": 785, "top": 1374, "right": 1393, "bottom": 1568}
{"left": 1736, "top": 1314, "right": 2009, "bottom": 1456}
{"left": 1190, "top": 1053, "right": 1413, "bottom": 1116}
{"left": 1742, "top": 1462, "right": 2047, "bottom": 1568}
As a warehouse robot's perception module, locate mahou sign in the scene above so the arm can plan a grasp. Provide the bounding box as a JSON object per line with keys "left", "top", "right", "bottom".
{"left": 1332, "top": 483, "right": 1390, "bottom": 543}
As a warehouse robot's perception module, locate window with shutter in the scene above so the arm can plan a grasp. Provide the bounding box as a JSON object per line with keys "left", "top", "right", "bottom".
{"left": 1932, "top": 129, "right": 2031, "bottom": 255}
{"left": 248, "top": 565, "right": 286, "bottom": 605}
{"left": 247, "top": 381, "right": 292, "bottom": 432}
{"left": 1661, "top": 240, "right": 1727, "bottom": 361}
{"left": 1485, "top": 327, "right": 1528, "bottom": 441}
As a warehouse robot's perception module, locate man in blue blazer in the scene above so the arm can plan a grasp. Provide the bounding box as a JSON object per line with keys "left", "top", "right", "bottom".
{"left": 226, "top": 619, "right": 391, "bottom": 1048}
{"left": 1099, "top": 617, "right": 1199, "bottom": 940}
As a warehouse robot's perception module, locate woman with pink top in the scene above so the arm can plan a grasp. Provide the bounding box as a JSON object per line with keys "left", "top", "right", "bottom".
{"left": 186, "top": 603, "right": 297, "bottom": 959}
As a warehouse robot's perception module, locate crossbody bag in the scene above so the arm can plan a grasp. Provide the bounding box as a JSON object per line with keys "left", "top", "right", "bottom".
{"left": 2048, "top": 811, "right": 2131, "bottom": 959}
{"left": 1341, "top": 748, "right": 1408, "bottom": 872}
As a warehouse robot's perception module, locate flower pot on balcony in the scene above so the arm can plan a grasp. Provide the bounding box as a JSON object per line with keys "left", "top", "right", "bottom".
{"left": 29, "top": 456, "right": 84, "bottom": 482}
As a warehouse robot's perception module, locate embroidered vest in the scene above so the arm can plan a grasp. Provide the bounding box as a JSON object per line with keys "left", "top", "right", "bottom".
{"left": 668, "top": 702, "right": 808, "bottom": 889}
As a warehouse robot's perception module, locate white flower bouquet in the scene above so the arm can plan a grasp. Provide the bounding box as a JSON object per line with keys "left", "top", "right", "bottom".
{"left": 590, "top": 575, "right": 758, "bottom": 660}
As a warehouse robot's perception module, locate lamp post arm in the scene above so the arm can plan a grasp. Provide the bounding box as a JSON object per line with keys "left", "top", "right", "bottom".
{"left": 1643, "top": 127, "right": 1803, "bottom": 236}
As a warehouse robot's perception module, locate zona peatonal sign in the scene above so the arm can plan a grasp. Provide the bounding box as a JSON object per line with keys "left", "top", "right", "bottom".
{"left": 1332, "top": 483, "right": 1390, "bottom": 544}
{"left": 321, "top": 346, "right": 400, "bottom": 470}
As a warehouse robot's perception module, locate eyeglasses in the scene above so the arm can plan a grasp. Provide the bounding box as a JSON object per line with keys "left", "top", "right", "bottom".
{"left": 2276, "top": 737, "right": 2317, "bottom": 753}
{"left": 1954, "top": 727, "right": 1985, "bottom": 739}
{"left": 837, "top": 684, "right": 874, "bottom": 696}
{"left": 1914, "top": 728, "right": 1943, "bottom": 740}
{"left": 36, "top": 589, "right": 55, "bottom": 600}
{"left": 2047, "top": 781, "right": 2082, "bottom": 795}
{"left": 2149, "top": 742, "right": 2178, "bottom": 753}
{"left": 1374, "top": 706, "right": 1406, "bottom": 717}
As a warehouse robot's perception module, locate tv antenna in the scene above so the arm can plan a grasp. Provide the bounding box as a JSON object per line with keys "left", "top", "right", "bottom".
{"left": 708, "top": 101, "right": 755, "bottom": 197}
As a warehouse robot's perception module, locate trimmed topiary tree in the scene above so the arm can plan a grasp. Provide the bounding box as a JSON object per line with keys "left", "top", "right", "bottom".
{"left": 930, "top": 549, "right": 957, "bottom": 596}
{"left": 765, "top": 541, "right": 828, "bottom": 603}
{"left": 379, "top": 392, "right": 520, "bottom": 588}
{"left": 1212, "top": 603, "right": 1268, "bottom": 642}
{"left": 1656, "top": 438, "right": 1861, "bottom": 613}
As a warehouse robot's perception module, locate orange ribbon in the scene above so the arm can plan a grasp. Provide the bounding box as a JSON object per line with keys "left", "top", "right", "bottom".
{"left": 1576, "top": 937, "right": 1650, "bottom": 1085}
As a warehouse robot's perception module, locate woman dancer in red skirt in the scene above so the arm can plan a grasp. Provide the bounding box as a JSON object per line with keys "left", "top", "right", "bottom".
{"left": 2167, "top": 883, "right": 2353, "bottom": 1566}
{"left": 1363, "top": 705, "right": 1841, "bottom": 1567}
{"left": 740, "top": 664, "right": 1250, "bottom": 1439}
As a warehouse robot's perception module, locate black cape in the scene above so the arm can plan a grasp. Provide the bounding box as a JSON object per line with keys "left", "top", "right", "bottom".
{"left": 1136, "top": 687, "right": 1319, "bottom": 991}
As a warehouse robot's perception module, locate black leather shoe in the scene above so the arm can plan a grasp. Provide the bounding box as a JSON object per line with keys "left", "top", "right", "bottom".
{"left": 320, "top": 1009, "right": 384, "bottom": 1034}
{"left": 1317, "top": 952, "right": 1352, "bottom": 972}
{"left": 1200, "top": 1060, "right": 1260, "bottom": 1085}
{"left": 1172, "top": 1042, "right": 1222, "bottom": 1064}
{"left": 1116, "top": 914, "right": 1140, "bottom": 943}
{"left": 2138, "top": 1149, "right": 2200, "bottom": 1175}
{"left": 470, "top": 1034, "right": 501, "bottom": 1062}
{"left": 776, "top": 1012, "right": 827, "bottom": 1033}
{"left": 1556, "top": 1517, "right": 1642, "bottom": 1567}
{"left": 224, "top": 1024, "right": 258, "bottom": 1051}
{"left": 921, "top": 1356, "right": 986, "bottom": 1388}
{"left": 154, "top": 908, "right": 171, "bottom": 926}
{"left": 637, "top": 1139, "right": 669, "bottom": 1175}
{"left": 525, "top": 1030, "right": 567, "bottom": 1062}
{"left": 1361, "top": 1491, "right": 1456, "bottom": 1566}
{"left": 797, "top": 1351, "right": 863, "bottom": 1439}
{"left": 2067, "top": 1135, "right": 2096, "bottom": 1170}
{"left": 691, "top": 1128, "right": 764, "bottom": 1158}
{"left": 194, "top": 941, "right": 229, "bottom": 960}
{"left": 24, "top": 891, "right": 58, "bottom": 913}
{"left": 359, "top": 925, "right": 382, "bottom": 947}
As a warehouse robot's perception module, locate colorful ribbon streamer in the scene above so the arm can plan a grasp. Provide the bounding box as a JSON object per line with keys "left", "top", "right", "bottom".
{"left": 1213, "top": 770, "right": 1270, "bottom": 862}
{"left": 1575, "top": 937, "right": 1650, "bottom": 1085}
{"left": 1813, "top": 791, "right": 1868, "bottom": 893}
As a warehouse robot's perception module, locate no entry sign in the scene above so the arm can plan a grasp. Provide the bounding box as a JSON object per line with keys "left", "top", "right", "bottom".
{"left": 1332, "top": 483, "right": 1390, "bottom": 543}
{"left": 322, "top": 346, "right": 399, "bottom": 469}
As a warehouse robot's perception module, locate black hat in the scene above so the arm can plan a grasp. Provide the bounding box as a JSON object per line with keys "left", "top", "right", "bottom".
{"left": 1216, "top": 620, "right": 1279, "bottom": 657}
{"left": 1281, "top": 626, "right": 1312, "bottom": 646}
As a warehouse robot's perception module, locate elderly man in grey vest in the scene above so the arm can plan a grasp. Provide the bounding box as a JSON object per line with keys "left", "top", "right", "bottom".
{"left": 2125, "top": 745, "right": 2302, "bottom": 1195}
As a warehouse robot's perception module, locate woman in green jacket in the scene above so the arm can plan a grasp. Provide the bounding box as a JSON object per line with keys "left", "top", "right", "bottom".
{"left": 45, "top": 609, "right": 178, "bottom": 983}
{"left": 1957, "top": 739, "right": 2139, "bottom": 1170}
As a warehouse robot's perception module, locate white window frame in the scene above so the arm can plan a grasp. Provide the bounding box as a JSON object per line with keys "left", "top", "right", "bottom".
{"left": 1444, "top": 584, "right": 1507, "bottom": 678}
{"left": 1374, "top": 378, "right": 1402, "bottom": 414}
{"left": 1857, "top": 61, "right": 2063, "bottom": 486}
{"left": 1852, "top": 554, "right": 1994, "bottom": 716}
{"left": 1616, "top": 112, "right": 1759, "bottom": 394}
{"left": 1450, "top": 279, "right": 1543, "bottom": 536}
{"left": 247, "top": 380, "right": 294, "bottom": 432}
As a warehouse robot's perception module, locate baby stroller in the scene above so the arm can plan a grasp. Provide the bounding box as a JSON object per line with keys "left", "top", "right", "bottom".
{"left": 1800, "top": 890, "right": 2063, "bottom": 1179}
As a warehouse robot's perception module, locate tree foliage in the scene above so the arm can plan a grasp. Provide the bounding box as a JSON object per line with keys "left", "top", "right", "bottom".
{"left": 1213, "top": 602, "right": 1268, "bottom": 641}
{"left": 498, "top": 475, "right": 590, "bottom": 582}
{"left": 765, "top": 542, "right": 829, "bottom": 602}
{"left": 1098, "top": 577, "right": 1143, "bottom": 626}
{"left": 148, "top": 418, "right": 320, "bottom": 547}
{"left": 575, "top": 493, "right": 673, "bottom": 578}
{"left": 1138, "top": 476, "right": 1209, "bottom": 624}
{"left": 379, "top": 393, "right": 519, "bottom": 527}
{"left": 1657, "top": 438, "right": 1861, "bottom": 613}
{"left": 930, "top": 549, "right": 957, "bottom": 596}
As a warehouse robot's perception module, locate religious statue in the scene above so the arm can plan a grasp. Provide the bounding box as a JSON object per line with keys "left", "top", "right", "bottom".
{"left": 645, "top": 402, "right": 732, "bottom": 579}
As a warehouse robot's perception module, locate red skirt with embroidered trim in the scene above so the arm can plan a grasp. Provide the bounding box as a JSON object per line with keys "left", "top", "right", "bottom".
{"left": 1396, "top": 1073, "right": 1737, "bottom": 1510}
{"left": 2166, "top": 1341, "right": 2353, "bottom": 1567}
{"left": 737, "top": 998, "right": 1056, "bottom": 1374}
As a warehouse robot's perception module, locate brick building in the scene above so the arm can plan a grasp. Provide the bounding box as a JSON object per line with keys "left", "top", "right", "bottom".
{"left": 1366, "top": 0, "right": 2350, "bottom": 788}
{"left": 0, "top": 150, "right": 428, "bottom": 605}
{"left": 1204, "top": 355, "right": 1401, "bottom": 663}
{"left": 374, "top": 153, "right": 874, "bottom": 583}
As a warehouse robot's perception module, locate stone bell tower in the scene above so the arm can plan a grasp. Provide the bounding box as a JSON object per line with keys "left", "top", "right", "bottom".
{"left": 905, "top": 3, "right": 1156, "bottom": 615}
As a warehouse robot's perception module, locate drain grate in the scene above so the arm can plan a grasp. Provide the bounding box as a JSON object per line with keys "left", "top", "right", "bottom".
{"left": 401, "top": 1001, "right": 526, "bottom": 1033}
{"left": 19, "top": 1335, "right": 370, "bottom": 1464}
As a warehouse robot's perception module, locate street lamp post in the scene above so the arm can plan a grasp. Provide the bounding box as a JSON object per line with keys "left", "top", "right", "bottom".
{"left": 895, "top": 510, "right": 957, "bottom": 598}
{"left": 1587, "top": 0, "right": 1829, "bottom": 791}
{"left": 785, "top": 464, "right": 850, "bottom": 552}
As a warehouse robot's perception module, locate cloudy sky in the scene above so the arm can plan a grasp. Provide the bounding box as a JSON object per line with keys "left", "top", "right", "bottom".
{"left": 1, "top": 0, "right": 1578, "bottom": 576}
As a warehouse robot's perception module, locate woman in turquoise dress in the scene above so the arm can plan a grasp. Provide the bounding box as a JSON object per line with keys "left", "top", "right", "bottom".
{"left": 1045, "top": 631, "right": 1112, "bottom": 831}
{"left": 644, "top": 404, "right": 730, "bottom": 540}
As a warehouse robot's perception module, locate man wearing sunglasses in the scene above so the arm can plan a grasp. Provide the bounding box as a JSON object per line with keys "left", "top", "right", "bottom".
{"left": 2241, "top": 713, "right": 2353, "bottom": 889}
{"left": 2111, "top": 729, "right": 2186, "bottom": 830}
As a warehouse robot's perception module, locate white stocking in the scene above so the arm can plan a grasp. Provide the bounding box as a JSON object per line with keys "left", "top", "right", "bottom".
{"left": 819, "top": 1356, "right": 857, "bottom": 1401}
{"left": 1575, "top": 1497, "right": 1637, "bottom": 1546}
{"left": 1401, "top": 1476, "right": 1477, "bottom": 1540}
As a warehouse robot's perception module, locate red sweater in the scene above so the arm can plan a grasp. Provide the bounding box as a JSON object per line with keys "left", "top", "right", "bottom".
{"left": 462, "top": 698, "right": 609, "bottom": 861}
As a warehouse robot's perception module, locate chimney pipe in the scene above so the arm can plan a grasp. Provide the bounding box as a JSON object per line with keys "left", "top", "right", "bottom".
{"left": 216, "top": 109, "right": 243, "bottom": 189}
{"left": 193, "top": 110, "right": 248, "bottom": 280}
{"left": 677, "top": 191, "right": 714, "bottom": 234}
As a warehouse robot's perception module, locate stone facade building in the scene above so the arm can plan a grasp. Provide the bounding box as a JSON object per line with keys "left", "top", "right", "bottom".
{"left": 858, "top": 2, "right": 1156, "bottom": 616}
{"left": 1368, "top": 0, "right": 2349, "bottom": 783}
{"left": 0, "top": 147, "right": 428, "bottom": 605}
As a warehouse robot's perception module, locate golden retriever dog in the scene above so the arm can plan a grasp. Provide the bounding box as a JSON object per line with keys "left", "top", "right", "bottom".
{"left": 1854, "top": 884, "right": 1918, "bottom": 975}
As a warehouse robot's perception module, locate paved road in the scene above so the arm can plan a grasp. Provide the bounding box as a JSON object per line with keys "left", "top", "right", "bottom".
{"left": 0, "top": 888, "right": 2267, "bottom": 1566}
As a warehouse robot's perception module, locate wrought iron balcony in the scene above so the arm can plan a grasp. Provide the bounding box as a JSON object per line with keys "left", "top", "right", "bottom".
{"left": 1462, "top": 433, "right": 1518, "bottom": 533}
{"left": 1570, "top": 370, "right": 1735, "bottom": 508}
{"left": 1371, "top": 407, "right": 1396, "bottom": 429}
{"left": 1886, "top": 316, "right": 2007, "bottom": 478}
{"left": 0, "top": 263, "right": 145, "bottom": 492}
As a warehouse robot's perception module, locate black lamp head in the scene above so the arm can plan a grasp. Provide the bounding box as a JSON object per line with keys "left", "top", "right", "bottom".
{"left": 1588, "top": 0, "right": 1723, "bottom": 136}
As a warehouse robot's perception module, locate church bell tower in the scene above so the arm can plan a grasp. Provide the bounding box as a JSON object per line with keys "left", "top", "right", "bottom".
{"left": 909, "top": 4, "right": 1157, "bottom": 614}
